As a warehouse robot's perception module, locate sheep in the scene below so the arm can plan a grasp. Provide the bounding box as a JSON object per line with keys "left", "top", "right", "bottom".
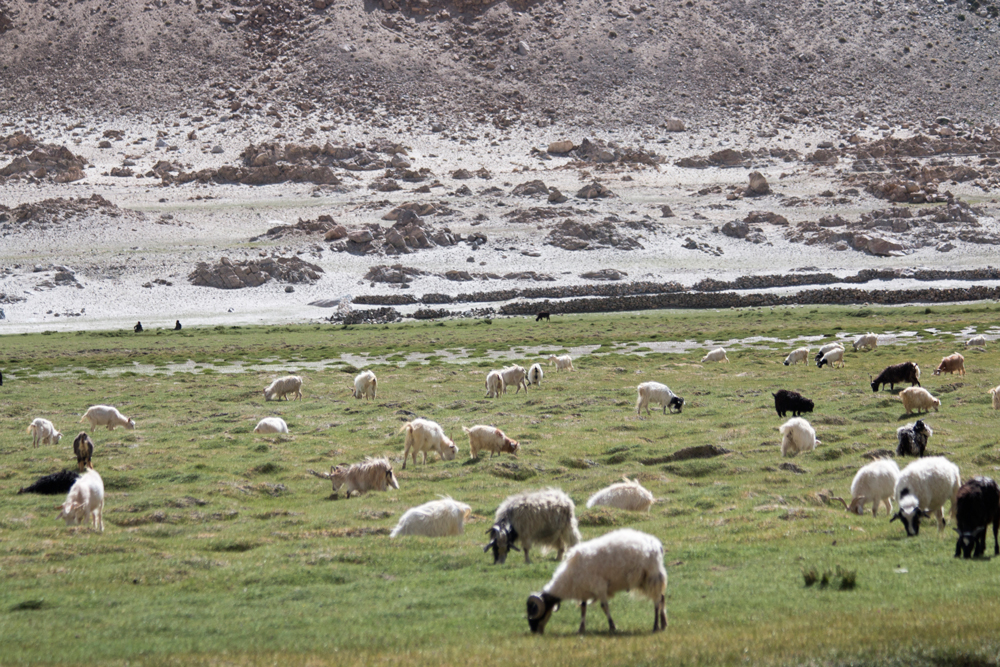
{"left": 73, "top": 432, "right": 95, "bottom": 471}
{"left": 783, "top": 347, "right": 810, "bottom": 366}
{"left": 933, "top": 353, "right": 965, "bottom": 376}
{"left": 891, "top": 456, "right": 961, "bottom": 536}
{"left": 853, "top": 332, "right": 878, "bottom": 351}
{"left": 526, "top": 528, "right": 667, "bottom": 635}
{"left": 463, "top": 425, "right": 520, "bottom": 459}
{"left": 772, "top": 389, "right": 814, "bottom": 417}
{"left": 816, "top": 347, "right": 845, "bottom": 369}
{"left": 832, "top": 458, "right": 901, "bottom": 517}
{"left": 485, "top": 370, "right": 505, "bottom": 398}
{"left": 586, "top": 477, "right": 655, "bottom": 512}
{"left": 701, "top": 347, "right": 729, "bottom": 363}
{"left": 80, "top": 405, "right": 135, "bottom": 432}
{"left": 990, "top": 386, "right": 1000, "bottom": 410}
{"left": 548, "top": 354, "right": 575, "bottom": 371}
{"left": 350, "top": 370, "right": 377, "bottom": 400}
{"left": 779, "top": 417, "right": 820, "bottom": 457}
{"left": 527, "top": 363, "right": 544, "bottom": 386}
{"left": 307, "top": 457, "right": 399, "bottom": 498}
{"left": 899, "top": 387, "right": 940, "bottom": 415}
{"left": 814, "top": 342, "right": 844, "bottom": 363}
{"left": 635, "top": 381, "right": 684, "bottom": 417}
{"left": 390, "top": 497, "right": 472, "bottom": 538}
{"left": 27, "top": 418, "right": 62, "bottom": 448}
{"left": 967, "top": 335, "right": 987, "bottom": 348}
{"left": 484, "top": 487, "right": 581, "bottom": 565}
{"left": 263, "top": 375, "right": 303, "bottom": 401}
{"left": 896, "top": 420, "right": 932, "bottom": 458}
{"left": 400, "top": 418, "right": 459, "bottom": 469}
{"left": 254, "top": 417, "right": 288, "bottom": 434}
{"left": 18, "top": 470, "right": 79, "bottom": 495}
{"left": 870, "top": 361, "right": 921, "bottom": 392}
{"left": 500, "top": 365, "right": 529, "bottom": 394}
{"left": 55, "top": 468, "right": 105, "bottom": 532}
{"left": 954, "top": 476, "right": 1000, "bottom": 558}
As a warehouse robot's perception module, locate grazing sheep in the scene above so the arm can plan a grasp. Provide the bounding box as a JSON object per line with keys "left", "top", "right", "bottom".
{"left": 954, "top": 476, "right": 1000, "bottom": 558}
{"left": 536, "top": 312, "right": 551, "bottom": 322}
{"left": 636, "top": 382, "right": 684, "bottom": 417}
{"left": 18, "top": 470, "right": 79, "bottom": 495}
{"left": 891, "top": 456, "right": 961, "bottom": 536}
{"left": 548, "top": 354, "right": 575, "bottom": 371}
{"left": 527, "top": 363, "right": 544, "bottom": 386}
{"left": 990, "top": 386, "right": 1000, "bottom": 410}
{"left": 350, "top": 370, "right": 378, "bottom": 400}
{"left": 254, "top": 417, "right": 288, "bottom": 434}
{"left": 701, "top": 348, "right": 729, "bottom": 363}
{"left": 463, "top": 425, "right": 520, "bottom": 459}
{"left": 853, "top": 332, "right": 878, "bottom": 351}
{"left": 307, "top": 457, "right": 399, "bottom": 498}
{"left": 390, "top": 497, "right": 472, "bottom": 538}
{"left": 485, "top": 370, "right": 505, "bottom": 398}
{"left": 899, "top": 387, "right": 940, "bottom": 415}
{"left": 485, "top": 487, "right": 581, "bottom": 565}
{"left": 772, "top": 389, "right": 814, "bottom": 417}
{"left": 80, "top": 405, "right": 135, "bottom": 432}
{"left": 896, "top": 420, "right": 932, "bottom": 458}
{"left": 263, "top": 375, "right": 303, "bottom": 401}
{"left": 967, "top": 335, "right": 987, "bottom": 348}
{"left": 933, "top": 353, "right": 965, "bottom": 376}
{"left": 814, "top": 342, "right": 845, "bottom": 363}
{"left": 73, "top": 432, "right": 95, "bottom": 471}
{"left": 833, "top": 459, "right": 901, "bottom": 517}
{"left": 783, "top": 347, "right": 810, "bottom": 366}
{"left": 870, "top": 361, "right": 921, "bottom": 392}
{"left": 27, "top": 418, "right": 62, "bottom": 448}
{"left": 586, "top": 477, "right": 655, "bottom": 512}
{"left": 400, "top": 418, "right": 459, "bottom": 469}
{"left": 55, "top": 468, "right": 105, "bottom": 532}
{"left": 779, "top": 417, "right": 820, "bottom": 457}
{"left": 526, "top": 528, "right": 667, "bottom": 635}
{"left": 816, "top": 347, "right": 845, "bottom": 369}
{"left": 500, "top": 365, "right": 529, "bottom": 394}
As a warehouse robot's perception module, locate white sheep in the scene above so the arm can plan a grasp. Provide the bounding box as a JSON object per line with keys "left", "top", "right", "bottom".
{"left": 27, "top": 418, "right": 62, "bottom": 448}
{"left": 526, "top": 528, "right": 667, "bottom": 634}
{"left": 254, "top": 417, "right": 288, "bottom": 434}
{"left": 350, "top": 370, "right": 377, "bottom": 400}
{"left": 989, "top": 385, "right": 1000, "bottom": 410}
{"left": 547, "top": 354, "right": 575, "bottom": 371}
{"left": 783, "top": 347, "right": 810, "bottom": 366}
{"left": 816, "top": 347, "right": 845, "bottom": 369}
{"left": 891, "top": 456, "right": 961, "bottom": 536}
{"left": 485, "top": 370, "right": 505, "bottom": 398}
{"left": 308, "top": 457, "right": 400, "bottom": 498}
{"left": 899, "top": 387, "right": 940, "bottom": 415}
{"left": 816, "top": 342, "right": 845, "bottom": 358}
{"left": 390, "top": 497, "right": 472, "bottom": 538}
{"left": 586, "top": 477, "right": 655, "bottom": 512}
{"left": 528, "top": 363, "right": 544, "bottom": 386}
{"left": 500, "top": 365, "right": 529, "bottom": 394}
{"left": 485, "top": 487, "right": 581, "bottom": 565}
{"left": 263, "top": 375, "right": 303, "bottom": 401}
{"left": 701, "top": 347, "right": 729, "bottom": 363}
{"left": 779, "top": 417, "right": 820, "bottom": 457}
{"left": 834, "top": 459, "right": 901, "bottom": 517}
{"left": 463, "top": 425, "right": 520, "bottom": 459}
{"left": 967, "top": 335, "right": 987, "bottom": 348}
{"left": 635, "top": 381, "right": 684, "bottom": 417}
{"left": 80, "top": 405, "right": 135, "bottom": 432}
{"left": 853, "top": 332, "right": 878, "bottom": 351}
{"left": 55, "top": 468, "right": 105, "bottom": 532}
{"left": 400, "top": 418, "right": 459, "bottom": 469}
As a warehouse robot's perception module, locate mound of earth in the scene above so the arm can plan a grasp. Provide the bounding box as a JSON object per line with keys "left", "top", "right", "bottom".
{"left": 0, "top": 194, "right": 139, "bottom": 231}
{"left": 546, "top": 218, "right": 648, "bottom": 251}
{"left": 249, "top": 215, "right": 341, "bottom": 242}
{"left": 0, "top": 141, "right": 87, "bottom": 183}
{"left": 329, "top": 210, "right": 465, "bottom": 256}
{"left": 189, "top": 256, "right": 323, "bottom": 289}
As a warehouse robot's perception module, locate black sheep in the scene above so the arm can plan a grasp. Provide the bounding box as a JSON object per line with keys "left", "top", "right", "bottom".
{"left": 536, "top": 312, "right": 550, "bottom": 322}
{"left": 954, "top": 476, "right": 1000, "bottom": 559}
{"left": 870, "top": 361, "right": 921, "bottom": 393}
{"left": 17, "top": 470, "right": 79, "bottom": 495}
{"left": 896, "top": 420, "right": 932, "bottom": 457}
{"left": 772, "top": 389, "right": 814, "bottom": 417}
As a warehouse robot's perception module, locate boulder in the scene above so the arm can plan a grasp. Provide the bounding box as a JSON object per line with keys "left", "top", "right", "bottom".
{"left": 745, "top": 171, "right": 770, "bottom": 196}
{"left": 547, "top": 140, "right": 574, "bottom": 154}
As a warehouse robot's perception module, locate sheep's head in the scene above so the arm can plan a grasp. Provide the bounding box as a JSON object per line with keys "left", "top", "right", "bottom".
{"left": 441, "top": 440, "right": 458, "bottom": 461}
{"left": 125, "top": 418, "right": 136, "bottom": 430}
{"left": 817, "top": 358, "right": 827, "bottom": 369}
{"left": 385, "top": 467, "right": 400, "bottom": 490}
{"left": 501, "top": 439, "right": 521, "bottom": 457}
{"left": 526, "top": 592, "right": 560, "bottom": 634}
{"left": 55, "top": 500, "right": 85, "bottom": 526}
{"left": 484, "top": 520, "right": 519, "bottom": 564}
{"left": 890, "top": 493, "right": 931, "bottom": 536}
{"left": 869, "top": 375, "right": 879, "bottom": 393}
{"left": 846, "top": 496, "right": 866, "bottom": 516}
{"left": 955, "top": 526, "right": 987, "bottom": 559}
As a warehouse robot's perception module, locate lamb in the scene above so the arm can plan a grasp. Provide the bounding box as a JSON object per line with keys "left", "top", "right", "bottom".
{"left": 254, "top": 417, "right": 288, "bottom": 434}
{"left": 933, "top": 353, "right": 965, "bottom": 376}
{"left": 400, "top": 418, "right": 459, "bottom": 469}
{"left": 485, "top": 370, "right": 505, "bottom": 398}
{"left": 27, "top": 418, "right": 62, "bottom": 448}
{"left": 832, "top": 458, "right": 901, "bottom": 517}
{"left": 772, "top": 389, "right": 814, "bottom": 417}
{"left": 55, "top": 467, "right": 105, "bottom": 532}
{"left": 500, "top": 365, "right": 529, "bottom": 394}
{"left": 307, "top": 457, "right": 399, "bottom": 498}
{"left": 779, "top": 417, "right": 820, "bottom": 457}
{"left": 853, "top": 332, "right": 878, "bottom": 351}
{"left": 526, "top": 528, "right": 667, "bottom": 635}
{"left": 263, "top": 375, "right": 303, "bottom": 401}
{"left": 527, "top": 363, "right": 544, "bottom": 386}
{"left": 816, "top": 347, "right": 845, "bottom": 369}
{"left": 783, "top": 347, "right": 810, "bottom": 366}
{"left": 899, "top": 387, "right": 940, "bottom": 415}
{"left": 896, "top": 420, "right": 932, "bottom": 458}
{"left": 350, "top": 370, "right": 377, "bottom": 400}
{"left": 954, "top": 476, "right": 1000, "bottom": 558}
{"left": 463, "top": 425, "right": 520, "bottom": 459}
{"left": 73, "top": 432, "right": 95, "bottom": 471}
{"left": 635, "top": 381, "right": 684, "bottom": 416}
{"left": 967, "top": 335, "right": 987, "bottom": 348}
{"left": 814, "top": 342, "right": 844, "bottom": 363}
{"left": 18, "top": 470, "right": 79, "bottom": 495}
{"left": 701, "top": 347, "right": 729, "bottom": 363}
{"left": 586, "top": 477, "right": 655, "bottom": 512}
{"left": 990, "top": 386, "right": 1000, "bottom": 410}
{"left": 891, "top": 456, "right": 961, "bottom": 536}
{"left": 870, "top": 361, "right": 921, "bottom": 392}
{"left": 548, "top": 354, "right": 575, "bottom": 371}
{"left": 484, "top": 487, "right": 581, "bottom": 565}
{"left": 80, "top": 405, "right": 135, "bottom": 432}
{"left": 389, "top": 497, "right": 472, "bottom": 538}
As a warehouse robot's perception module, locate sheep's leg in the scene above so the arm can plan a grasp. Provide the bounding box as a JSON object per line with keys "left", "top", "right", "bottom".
{"left": 935, "top": 508, "right": 946, "bottom": 533}
{"left": 599, "top": 600, "right": 616, "bottom": 633}
{"left": 656, "top": 594, "right": 668, "bottom": 631}
{"left": 578, "top": 601, "right": 587, "bottom": 634}
{"left": 401, "top": 444, "right": 411, "bottom": 470}
{"left": 993, "top": 518, "right": 1000, "bottom": 556}
{"left": 523, "top": 547, "right": 532, "bottom": 565}
{"left": 871, "top": 500, "right": 877, "bottom": 518}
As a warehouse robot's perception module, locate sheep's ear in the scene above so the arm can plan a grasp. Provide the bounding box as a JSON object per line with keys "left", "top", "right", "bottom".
{"left": 890, "top": 512, "right": 901, "bottom": 523}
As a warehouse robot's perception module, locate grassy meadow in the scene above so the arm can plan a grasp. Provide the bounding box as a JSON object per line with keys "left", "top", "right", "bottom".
{"left": 3, "top": 304, "right": 1000, "bottom": 666}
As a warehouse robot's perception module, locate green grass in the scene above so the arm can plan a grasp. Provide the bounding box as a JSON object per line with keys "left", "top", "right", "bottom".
{"left": 2, "top": 304, "right": 1000, "bottom": 666}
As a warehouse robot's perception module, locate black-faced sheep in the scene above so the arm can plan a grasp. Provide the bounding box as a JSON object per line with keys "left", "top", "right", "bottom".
{"left": 636, "top": 382, "right": 684, "bottom": 416}
{"left": 816, "top": 347, "right": 845, "bottom": 369}
{"left": 870, "top": 362, "right": 921, "bottom": 392}
{"left": 954, "top": 476, "right": 1000, "bottom": 558}
{"left": 772, "top": 389, "right": 814, "bottom": 417}
{"left": 891, "top": 456, "right": 961, "bottom": 536}
{"left": 896, "top": 420, "right": 932, "bottom": 458}
{"left": 485, "top": 487, "right": 580, "bottom": 565}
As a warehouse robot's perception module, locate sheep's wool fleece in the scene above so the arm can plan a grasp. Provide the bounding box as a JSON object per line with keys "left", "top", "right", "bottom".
{"left": 586, "top": 479, "right": 655, "bottom": 511}
{"left": 543, "top": 528, "right": 666, "bottom": 602}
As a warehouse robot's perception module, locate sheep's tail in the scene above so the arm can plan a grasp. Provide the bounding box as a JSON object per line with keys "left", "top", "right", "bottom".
{"left": 79, "top": 414, "right": 87, "bottom": 423}
{"left": 915, "top": 364, "right": 921, "bottom": 379}
{"left": 26, "top": 424, "right": 34, "bottom": 434}
{"left": 461, "top": 426, "right": 472, "bottom": 435}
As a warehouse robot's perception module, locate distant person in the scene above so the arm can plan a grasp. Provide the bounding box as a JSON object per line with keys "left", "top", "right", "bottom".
{"left": 174, "top": 320, "right": 182, "bottom": 330}
{"left": 134, "top": 321, "right": 143, "bottom": 333}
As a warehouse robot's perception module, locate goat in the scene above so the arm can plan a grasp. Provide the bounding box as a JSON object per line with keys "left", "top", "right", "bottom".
{"left": 80, "top": 405, "right": 135, "bottom": 432}
{"left": 263, "top": 375, "right": 302, "bottom": 401}
{"left": 500, "top": 365, "right": 529, "bottom": 394}
{"left": 548, "top": 354, "right": 575, "bottom": 371}
{"left": 390, "top": 497, "right": 472, "bottom": 537}
{"left": 853, "top": 332, "right": 878, "bottom": 351}
{"left": 899, "top": 387, "right": 940, "bottom": 415}
{"left": 891, "top": 456, "right": 961, "bottom": 536}
{"left": 870, "top": 362, "right": 921, "bottom": 392}
{"left": 701, "top": 348, "right": 729, "bottom": 363}
{"left": 485, "top": 370, "right": 505, "bottom": 398}
{"left": 350, "top": 370, "right": 377, "bottom": 400}
{"left": 954, "top": 476, "right": 1000, "bottom": 558}
{"left": 783, "top": 347, "right": 809, "bottom": 366}
{"left": 967, "top": 335, "right": 986, "bottom": 348}
{"left": 463, "top": 425, "right": 519, "bottom": 459}
{"left": 816, "top": 347, "right": 845, "bottom": 369}
{"left": 73, "top": 432, "right": 95, "bottom": 471}
{"left": 896, "top": 420, "right": 932, "bottom": 458}
{"left": 536, "top": 312, "right": 551, "bottom": 322}
{"left": 55, "top": 468, "right": 105, "bottom": 532}
{"left": 400, "top": 418, "right": 458, "bottom": 469}
{"left": 814, "top": 342, "right": 844, "bottom": 363}
{"left": 636, "top": 382, "right": 684, "bottom": 417}
{"left": 527, "top": 363, "right": 544, "bottom": 386}
{"left": 18, "top": 470, "right": 79, "bottom": 495}
{"left": 779, "top": 417, "right": 820, "bottom": 457}
{"left": 990, "top": 385, "right": 1000, "bottom": 410}
{"left": 307, "top": 457, "right": 399, "bottom": 498}
{"left": 586, "top": 477, "right": 655, "bottom": 512}
{"left": 485, "top": 487, "right": 580, "bottom": 565}
{"left": 772, "top": 389, "right": 813, "bottom": 417}
{"left": 933, "top": 353, "right": 965, "bottom": 376}
{"left": 254, "top": 417, "right": 288, "bottom": 434}
{"left": 27, "top": 418, "right": 62, "bottom": 448}
{"left": 831, "top": 458, "right": 900, "bottom": 517}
